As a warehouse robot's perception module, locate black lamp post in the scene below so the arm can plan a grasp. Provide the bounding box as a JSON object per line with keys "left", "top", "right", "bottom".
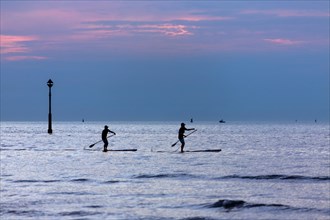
{"left": 47, "top": 79, "right": 53, "bottom": 134}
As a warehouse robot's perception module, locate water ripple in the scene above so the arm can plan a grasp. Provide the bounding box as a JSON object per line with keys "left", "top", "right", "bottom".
{"left": 219, "top": 174, "right": 330, "bottom": 182}
{"left": 207, "top": 199, "right": 290, "bottom": 210}
{"left": 134, "top": 173, "right": 196, "bottom": 179}
{"left": 12, "top": 179, "right": 61, "bottom": 183}
{"left": 206, "top": 199, "right": 330, "bottom": 214}
{"left": 59, "top": 210, "right": 102, "bottom": 216}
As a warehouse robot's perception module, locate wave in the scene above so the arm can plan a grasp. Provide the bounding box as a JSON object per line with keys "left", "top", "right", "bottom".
{"left": 206, "top": 199, "right": 330, "bottom": 214}
{"left": 207, "top": 199, "right": 291, "bottom": 210}
{"left": 59, "top": 210, "right": 102, "bottom": 217}
{"left": 13, "top": 178, "right": 122, "bottom": 184}
{"left": 70, "top": 178, "right": 91, "bottom": 182}
{"left": 182, "top": 217, "right": 217, "bottom": 220}
{"left": 13, "top": 178, "right": 95, "bottom": 184}
{"left": 1, "top": 209, "right": 45, "bottom": 217}
{"left": 47, "top": 191, "right": 95, "bottom": 196}
{"left": 0, "top": 148, "right": 77, "bottom": 152}
{"left": 13, "top": 179, "right": 61, "bottom": 183}
{"left": 220, "top": 174, "right": 330, "bottom": 182}
{"left": 134, "top": 173, "right": 196, "bottom": 179}
{"left": 0, "top": 148, "right": 27, "bottom": 151}
{"left": 102, "top": 180, "right": 122, "bottom": 184}
{"left": 84, "top": 205, "right": 103, "bottom": 208}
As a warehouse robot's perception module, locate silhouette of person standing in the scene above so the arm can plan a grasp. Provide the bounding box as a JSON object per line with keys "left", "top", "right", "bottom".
{"left": 178, "top": 123, "right": 195, "bottom": 153}
{"left": 102, "top": 125, "right": 116, "bottom": 152}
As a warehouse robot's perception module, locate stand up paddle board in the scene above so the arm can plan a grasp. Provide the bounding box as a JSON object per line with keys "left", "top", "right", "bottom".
{"left": 153, "top": 149, "right": 221, "bottom": 153}
{"left": 104, "top": 149, "right": 137, "bottom": 152}
{"left": 185, "top": 149, "right": 221, "bottom": 152}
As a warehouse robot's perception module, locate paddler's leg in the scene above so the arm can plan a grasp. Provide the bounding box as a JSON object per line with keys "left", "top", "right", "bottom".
{"left": 179, "top": 138, "right": 185, "bottom": 153}
{"left": 103, "top": 139, "right": 108, "bottom": 152}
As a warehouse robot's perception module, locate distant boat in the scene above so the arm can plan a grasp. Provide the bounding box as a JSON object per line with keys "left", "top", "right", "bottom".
{"left": 219, "top": 119, "right": 226, "bottom": 123}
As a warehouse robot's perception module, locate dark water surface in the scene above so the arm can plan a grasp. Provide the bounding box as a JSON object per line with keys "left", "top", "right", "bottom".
{"left": 1, "top": 121, "right": 329, "bottom": 219}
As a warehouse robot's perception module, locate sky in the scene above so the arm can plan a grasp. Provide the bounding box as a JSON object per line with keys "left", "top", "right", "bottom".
{"left": 1, "top": 1, "right": 329, "bottom": 122}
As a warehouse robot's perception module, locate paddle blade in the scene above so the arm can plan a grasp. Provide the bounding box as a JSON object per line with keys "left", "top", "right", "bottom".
{"left": 89, "top": 144, "right": 95, "bottom": 148}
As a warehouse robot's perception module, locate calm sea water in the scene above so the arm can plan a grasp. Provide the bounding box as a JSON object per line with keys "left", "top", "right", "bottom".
{"left": 1, "top": 121, "right": 329, "bottom": 220}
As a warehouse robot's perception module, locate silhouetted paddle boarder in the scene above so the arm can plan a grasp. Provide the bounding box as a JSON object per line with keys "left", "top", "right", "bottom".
{"left": 178, "top": 123, "right": 195, "bottom": 153}
{"left": 102, "top": 125, "right": 116, "bottom": 152}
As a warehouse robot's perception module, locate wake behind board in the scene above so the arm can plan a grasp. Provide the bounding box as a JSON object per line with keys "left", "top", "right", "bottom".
{"left": 104, "top": 149, "right": 137, "bottom": 152}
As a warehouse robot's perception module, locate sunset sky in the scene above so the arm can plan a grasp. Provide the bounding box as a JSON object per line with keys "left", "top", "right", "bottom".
{"left": 1, "top": 1, "right": 329, "bottom": 121}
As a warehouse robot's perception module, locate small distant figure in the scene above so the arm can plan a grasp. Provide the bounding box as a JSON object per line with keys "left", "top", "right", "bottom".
{"left": 315, "top": 119, "right": 317, "bottom": 123}
{"left": 190, "top": 118, "right": 193, "bottom": 123}
{"left": 178, "top": 123, "right": 195, "bottom": 153}
{"left": 219, "top": 119, "right": 226, "bottom": 123}
{"left": 82, "top": 118, "right": 85, "bottom": 122}
{"left": 102, "top": 125, "right": 116, "bottom": 152}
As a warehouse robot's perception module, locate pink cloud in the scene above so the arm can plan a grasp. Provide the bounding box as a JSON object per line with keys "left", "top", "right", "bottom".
{"left": 241, "top": 9, "right": 330, "bottom": 17}
{"left": 0, "top": 35, "right": 49, "bottom": 61}
{"left": 177, "top": 15, "right": 234, "bottom": 22}
{"left": 135, "top": 24, "right": 193, "bottom": 36}
{"left": 71, "top": 23, "right": 194, "bottom": 40}
{"left": 2, "top": 5, "right": 229, "bottom": 39}
{"left": 2, "top": 5, "right": 234, "bottom": 55}
{"left": 2, "top": 9, "right": 85, "bottom": 33}
{"left": 1, "top": 35, "right": 39, "bottom": 54}
{"left": 264, "top": 38, "right": 304, "bottom": 45}
{"left": 2, "top": 3, "right": 326, "bottom": 57}
{"left": 5, "top": 56, "right": 48, "bottom": 61}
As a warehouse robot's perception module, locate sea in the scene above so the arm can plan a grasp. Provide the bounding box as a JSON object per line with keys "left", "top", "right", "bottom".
{"left": 0, "top": 121, "right": 329, "bottom": 220}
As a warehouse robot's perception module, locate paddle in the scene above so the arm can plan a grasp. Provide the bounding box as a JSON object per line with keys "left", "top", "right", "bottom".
{"left": 89, "top": 134, "right": 115, "bottom": 148}
{"left": 171, "top": 129, "right": 197, "bottom": 147}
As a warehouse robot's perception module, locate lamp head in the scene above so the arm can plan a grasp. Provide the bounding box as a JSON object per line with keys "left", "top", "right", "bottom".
{"left": 47, "top": 79, "right": 53, "bottom": 88}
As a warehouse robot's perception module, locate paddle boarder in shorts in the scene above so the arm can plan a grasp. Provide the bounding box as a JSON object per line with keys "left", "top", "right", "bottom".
{"left": 178, "top": 123, "right": 195, "bottom": 153}
{"left": 102, "top": 125, "right": 116, "bottom": 152}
